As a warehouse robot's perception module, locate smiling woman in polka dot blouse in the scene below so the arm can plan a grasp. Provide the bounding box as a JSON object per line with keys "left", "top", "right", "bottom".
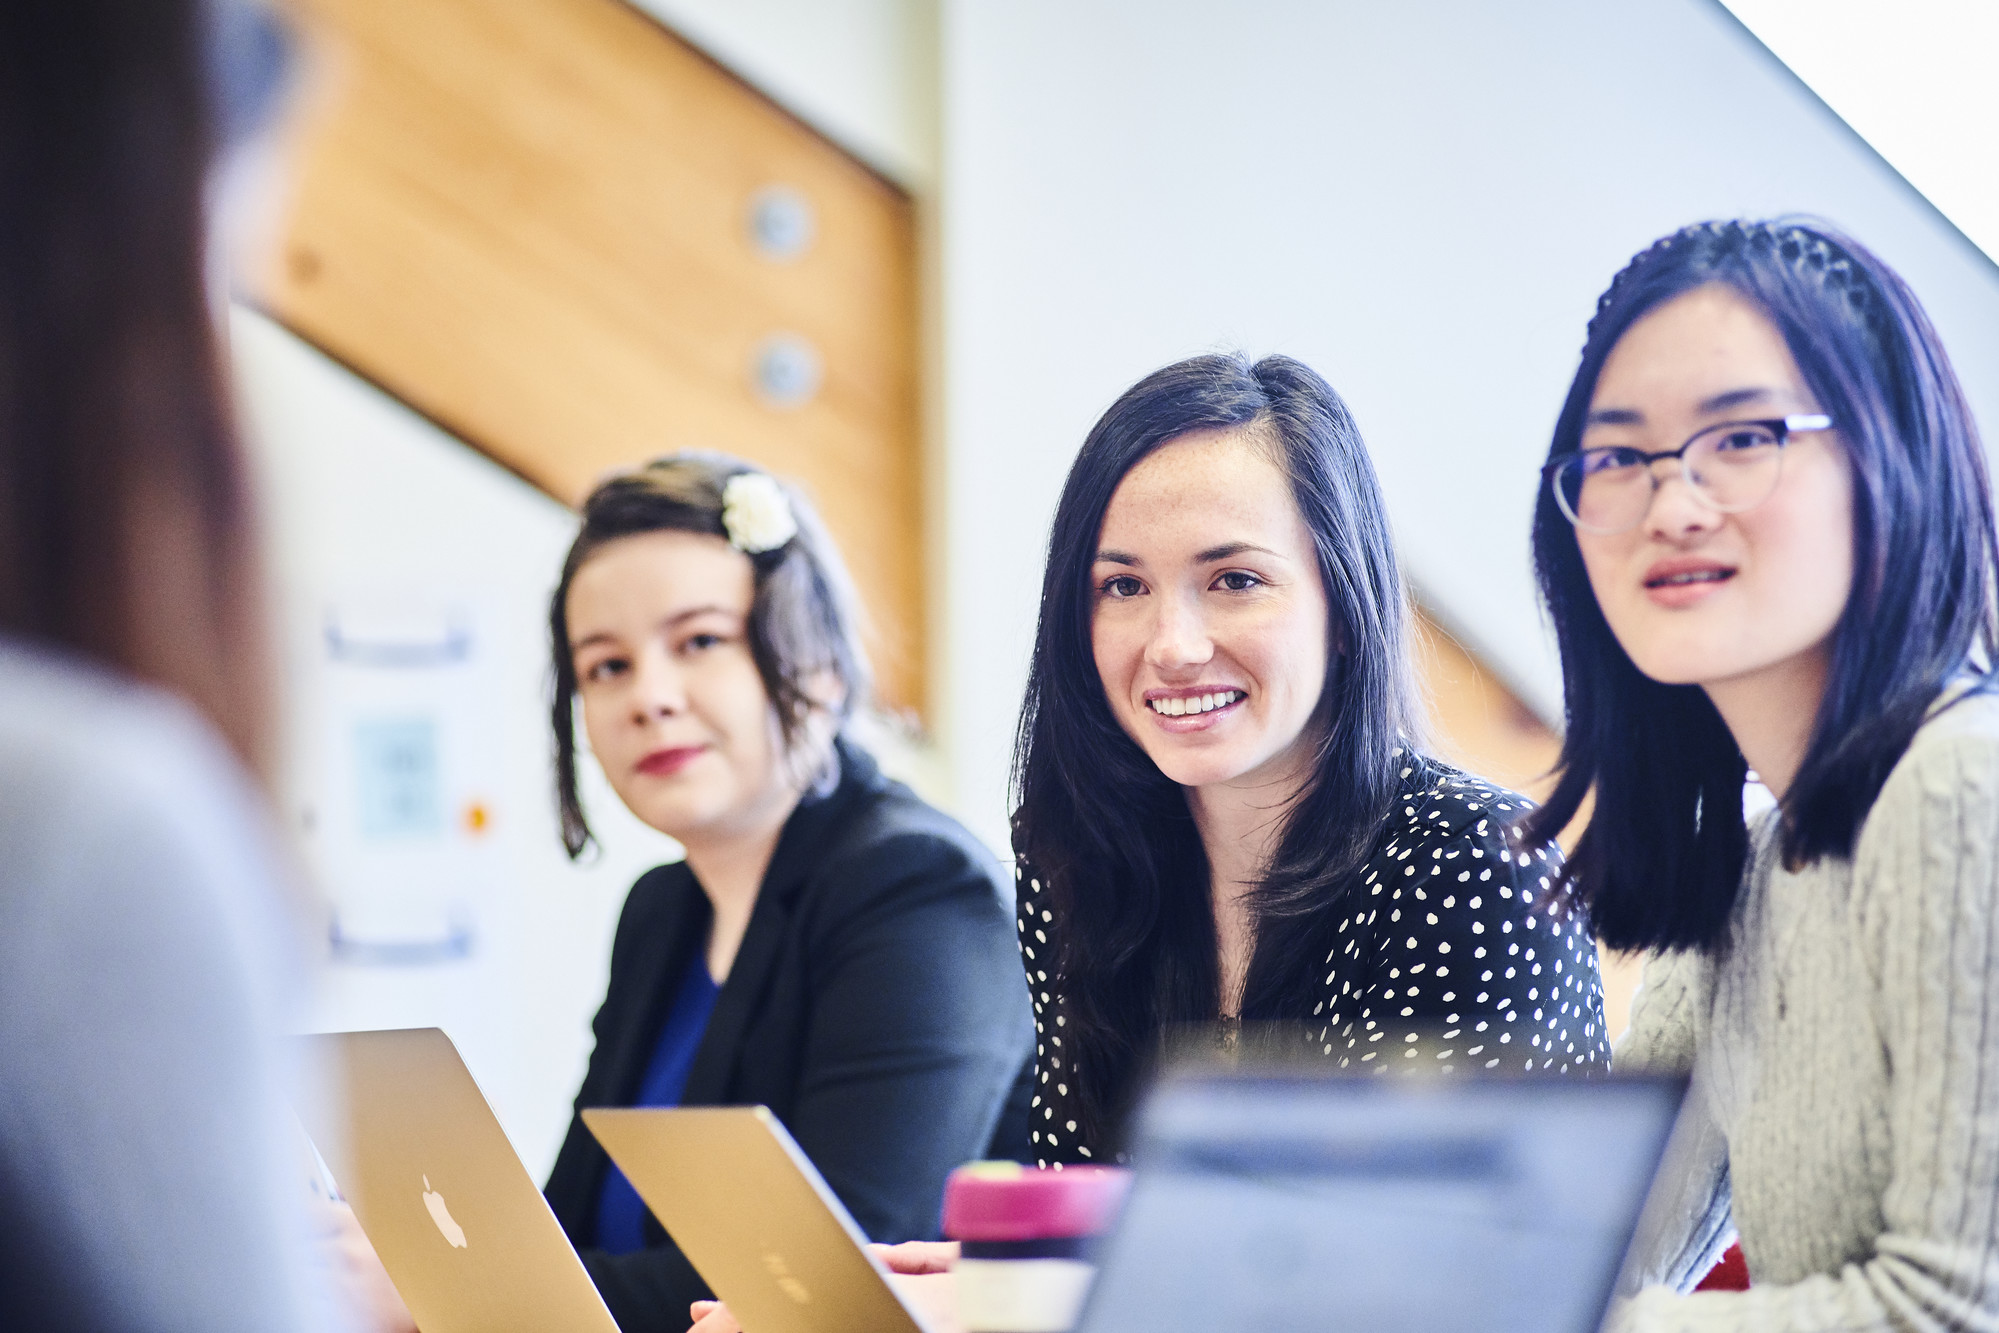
{"left": 1018, "top": 758, "right": 1608, "bottom": 1162}
{"left": 1010, "top": 353, "right": 1609, "bottom": 1167}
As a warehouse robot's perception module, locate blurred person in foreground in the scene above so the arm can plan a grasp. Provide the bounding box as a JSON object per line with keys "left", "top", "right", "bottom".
{"left": 0, "top": 1, "right": 373, "bottom": 1328}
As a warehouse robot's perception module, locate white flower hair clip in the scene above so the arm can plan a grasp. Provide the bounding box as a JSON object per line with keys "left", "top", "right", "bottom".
{"left": 721, "top": 471, "right": 798, "bottom": 554}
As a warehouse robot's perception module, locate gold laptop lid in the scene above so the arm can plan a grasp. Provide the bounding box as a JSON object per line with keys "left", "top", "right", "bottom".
{"left": 585, "top": 1106, "right": 928, "bottom": 1333}
{"left": 297, "top": 1028, "right": 620, "bottom": 1333}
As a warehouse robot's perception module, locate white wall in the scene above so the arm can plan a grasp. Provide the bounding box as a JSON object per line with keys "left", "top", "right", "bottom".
{"left": 1725, "top": 0, "right": 1999, "bottom": 263}
{"left": 234, "top": 307, "right": 682, "bottom": 1178}
{"left": 624, "top": 0, "right": 935, "bottom": 185}
{"left": 932, "top": 0, "right": 1999, "bottom": 855}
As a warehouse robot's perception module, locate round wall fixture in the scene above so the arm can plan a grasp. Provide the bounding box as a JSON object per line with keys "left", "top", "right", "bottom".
{"left": 747, "top": 184, "right": 815, "bottom": 261}
{"left": 752, "top": 333, "right": 822, "bottom": 408}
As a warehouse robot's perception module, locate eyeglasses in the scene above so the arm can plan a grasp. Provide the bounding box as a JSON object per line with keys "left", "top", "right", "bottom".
{"left": 1544, "top": 413, "right": 1833, "bottom": 535}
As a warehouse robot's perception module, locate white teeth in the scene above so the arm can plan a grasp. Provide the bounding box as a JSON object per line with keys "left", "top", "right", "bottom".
{"left": 1151, "top": 690, "right": 1242, "bottom": 716}
{"left": 1654, "top": 569, "right": 1730, "bottom": 587}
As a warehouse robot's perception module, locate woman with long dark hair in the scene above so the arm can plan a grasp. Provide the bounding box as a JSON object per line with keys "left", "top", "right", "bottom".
{"left": 0, "top": 1, "right": 351, "bottom": 1329}
{"left": 1520, "top": 219, "right": 1999, "bottom": 1328}
{"left": 1012, "top": 352, "right": 1610, "bottom": 1163}
{"left": 683, "top": 354, "right": 1618, "bottom": 1333}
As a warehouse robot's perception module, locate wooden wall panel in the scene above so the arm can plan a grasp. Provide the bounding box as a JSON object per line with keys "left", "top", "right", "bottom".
{"left": 270, "top": 0, "right": 925, "bottom": 711}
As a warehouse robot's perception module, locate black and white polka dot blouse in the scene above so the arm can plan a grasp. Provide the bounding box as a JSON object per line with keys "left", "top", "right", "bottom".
{"left": 1014, "top": 753, "right": 1611, "bottom": 1166}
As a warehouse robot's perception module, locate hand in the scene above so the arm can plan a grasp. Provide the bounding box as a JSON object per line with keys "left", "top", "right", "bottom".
{"left": 687, "top": 1242, "right": 964, "bottom": 1333}
{"left": 308, "top": 1196, "right": 417, "bottom": 1333}
{"left": 687, "top": 1298, "right": 739, "bottom": 1333}
{"left": 877, "top": 1240, "right": 960, "bottom": 1274}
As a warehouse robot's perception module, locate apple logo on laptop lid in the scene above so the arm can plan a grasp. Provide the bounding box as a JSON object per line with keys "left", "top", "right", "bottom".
{"left": 760, "top": 1250, "right": 811, "bottom": 1305}
{"left": 422, "top": 1176, "right": 468, "bottom": 1249}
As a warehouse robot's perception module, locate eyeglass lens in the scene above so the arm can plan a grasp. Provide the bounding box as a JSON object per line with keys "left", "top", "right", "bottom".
{"left": 1555, "top": 422, "right": 1785, "bottom": 534}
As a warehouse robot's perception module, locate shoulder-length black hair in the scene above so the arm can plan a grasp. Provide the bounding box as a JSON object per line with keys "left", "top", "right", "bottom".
{"left": 549, "top": 451, "right": 869, "bottom": 857}
{"left": 1520, "top": 220, "right": 1998, "bottom": 952}
{"left": 1013, "top": 352, "right": 1421, "bottom": 1142}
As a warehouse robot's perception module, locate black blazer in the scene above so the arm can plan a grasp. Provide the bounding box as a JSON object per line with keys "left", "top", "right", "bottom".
{"left": 545, "top": 739, "right": 1036, "bottom": 1332}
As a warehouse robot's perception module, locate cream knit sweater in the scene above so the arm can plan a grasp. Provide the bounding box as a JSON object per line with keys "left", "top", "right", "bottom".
{"left": 1611, "top": 689, "right": 1999, "bottom": 1331}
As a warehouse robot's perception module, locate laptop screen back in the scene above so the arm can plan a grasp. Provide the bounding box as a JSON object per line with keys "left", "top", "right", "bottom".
{"left": 1079, "top": 1074, "right": 1683, "bottom": 1333}
{"left": 294, "top": 1028, "right": 620, "bottom": 1333}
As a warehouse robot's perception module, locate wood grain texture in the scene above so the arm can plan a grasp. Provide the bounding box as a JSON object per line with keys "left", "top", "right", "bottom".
{"left": 269, "top": 0, "right": 925, "bottom": 712}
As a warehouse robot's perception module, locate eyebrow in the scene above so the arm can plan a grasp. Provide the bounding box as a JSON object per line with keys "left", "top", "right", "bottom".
{"left": 1584, "top": 386, "right": 1776, "bottom": 428}
{"left": 571, "top": 604, "right": 736, "bottom": 653}
{"left": 1194, "top": 541, "right": 1280, "bottom": 563}
{"left": 1697, "top": 386, "right": 1773, "bottom": 414}
{"left": 1093, "top": 542, "right": 1282, "bottom": 567}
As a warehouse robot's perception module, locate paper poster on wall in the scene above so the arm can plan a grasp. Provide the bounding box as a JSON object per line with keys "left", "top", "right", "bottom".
{"left": 295, "top": 596, "right": 500, "bottom": 962}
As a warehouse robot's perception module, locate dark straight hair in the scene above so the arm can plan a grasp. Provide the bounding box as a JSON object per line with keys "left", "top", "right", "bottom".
{"left": 1013, "top": 352, "right": 1422, "bottom": 1145}
{"left": 549, "top": 451, "right": 869, "bottom": 858}
{"left": 1520, "top": 220, "right": 1998, "bottom": 952}
{"left": 0, "top": 0, "right": 292, "bottom": 770}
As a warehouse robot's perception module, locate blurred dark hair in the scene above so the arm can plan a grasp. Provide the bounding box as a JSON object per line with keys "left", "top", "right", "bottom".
{"left": 1013, "top": 352, "right": 1422, "bottom": 1145}
{"left": 549, "top": 451, "right": 870, "bottom": 858}
{"left": 1519, "top": 219, "right": 1998, "bottom": 952}
{"left": 0, "top": 0, "right": 292, "bottom": 768}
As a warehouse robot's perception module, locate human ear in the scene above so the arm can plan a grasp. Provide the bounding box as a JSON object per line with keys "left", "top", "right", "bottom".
{"left": 801, "top": 666, "right": 847, "bottom": 715}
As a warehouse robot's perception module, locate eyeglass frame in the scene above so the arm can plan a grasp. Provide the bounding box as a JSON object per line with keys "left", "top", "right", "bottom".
{"left": 1542, "top": 413, "right": 1835, "bottom": 534}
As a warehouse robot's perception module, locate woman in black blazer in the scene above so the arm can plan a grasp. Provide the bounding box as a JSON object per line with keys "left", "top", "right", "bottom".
{"left": 539, "top": 454, "right": 1034, "bottom": 1333}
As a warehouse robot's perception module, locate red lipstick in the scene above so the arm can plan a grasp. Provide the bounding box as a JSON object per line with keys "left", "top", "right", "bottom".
{"left": 636, "top": 745, "right": 706, "bottom": 777}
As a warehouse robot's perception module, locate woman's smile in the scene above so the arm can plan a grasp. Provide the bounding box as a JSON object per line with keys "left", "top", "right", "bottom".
{"left": 1090, "top": 426, "right": 1328, "bottom": 792}
{"left": 1144, "top": 686, "right": 1248, "bottom": 728}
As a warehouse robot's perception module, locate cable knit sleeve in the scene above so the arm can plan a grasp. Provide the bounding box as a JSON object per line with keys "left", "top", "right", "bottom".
{"left": 1615, "top": 948, "right": 1710, "bottom": 1075}
{"left": 1612, "top": 950, "right": 1735, "bottom": 1302}
{"left": 1614, "top": 708, "right": 1999, "bottom": 1333}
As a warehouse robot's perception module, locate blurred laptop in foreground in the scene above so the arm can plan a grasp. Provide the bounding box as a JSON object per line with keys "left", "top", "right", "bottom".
{"left": 1078, "top": 1070, "right": 1685, "bottom": 1333}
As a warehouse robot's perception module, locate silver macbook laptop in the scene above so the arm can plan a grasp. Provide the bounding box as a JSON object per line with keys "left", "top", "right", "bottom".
{"left": 1078, "top": 1072, "right": 1686, "bottom": 1333}
{"left": 294, "top": 1028, "right": 620, "bottom": 1333}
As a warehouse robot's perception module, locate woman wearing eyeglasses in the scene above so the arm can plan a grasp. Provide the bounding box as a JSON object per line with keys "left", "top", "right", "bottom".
{"left": 1520, "top": 219, "right": 1999, "bottom": 1330}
